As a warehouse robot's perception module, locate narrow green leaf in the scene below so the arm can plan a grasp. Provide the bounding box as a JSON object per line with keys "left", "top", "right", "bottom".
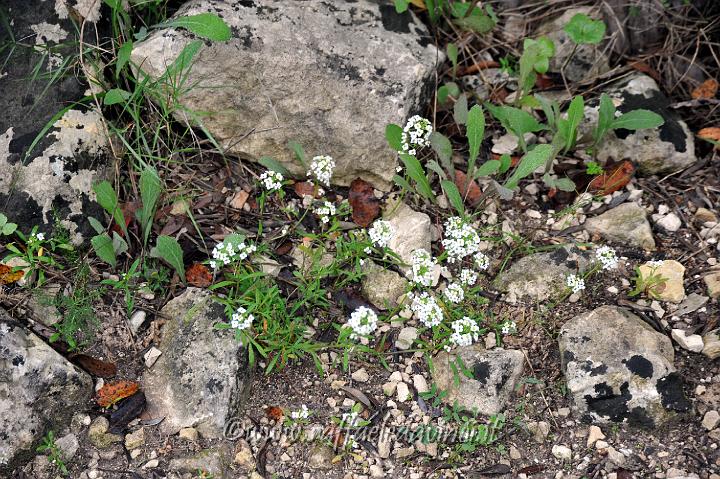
{"left": 91, "top": 234, "right": 116, "bottom": 267}
{"left": 287, "top": 140, "right": 306, "bottom": 168}
{"left": 104, "top": 88, "right": 131, "bottom": 105}
{"left": 554, "top": 177, "right": 577, "bottom": 192}
{"left": 453, "top": 93, "right": 468, "bottom": 126}
{"left": 88, "top": 216, "right": 105, "bottom": 235}
{"left": 400, "top": 154, "right": 435, "bottom": 202}
{"left": 150, "top": 235, "right": 185, "bottom": 281}
{"left": 611, "top": 109, "right": 664, "bottom": 131}
{"left": 475, "top": 159, "right": 500, "bottom": 177}
{"left": 594, "top": 93, "right": 616, "bottom": 146}
{"left": 161, "top": 13, "right": 231, "bottom": 42}
{"left": 393, "top": 174, "right": 413, "bottom": 193}
{"left": 453, "top": 13, "right": 495, "bottom": 34}
{"left": 562, "top": 95, "right": 584, "bottom": 152}
{"left": 426, "top": 160, "right": 447, "bottom": 180}
{"left": 259, "top": 157, "right": 292, "bottom": 178}
{"left": 394, "top": 0, "right": 410, "bottom": 13}
{"left": 466, "top": 104, "right": 485, "bottom": 175}
{"left": 138, "top": 167, "right": 162, "bottom": 246}
{"left": 0, "top": 213, "right": 6, "bottom": 229}
{"left": 385, "top": 124, "right": 403, "bottom": 152}
{"left": 441, "top": 180, "right": 464, "bottom": 215}
{"left": 116, "top": 41, "right": 133, "bottom": 78}
{"left": 504, "top": 144, "right": 554, "bottom": 190}
{"left": 112, "top": 231, "right": 129, "bottom": 256}
{"left": 447, "top": 42, "right": 459, "bottom": 77}
{"left": 498, "top": 153, "right": 512, "bottom": 174}
{"left": 93, "top": 181, "right": 127, "bottom": 238}
{"left": 430, "top": 132, "right": 453, "bottom": 172}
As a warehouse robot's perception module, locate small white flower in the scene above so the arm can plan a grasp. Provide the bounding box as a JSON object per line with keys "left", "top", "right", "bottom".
{"left": 566, "top": 274, "right": 585, "bottom": 294}
{"left": 308, "top": 155, "right": 335, "bottom": 186}
{"left": 450, "top": 316, "right": 480, "bottom": 347}
{"left": 501, "top": 320, "right": 517, "bottom": 335}
{"left": 409, "top": 291, "right": 444, "bottom": 328}
{"left": 35, "top": 232, "right": 45, "bottom": 241}
{"left": 368, "top": 220, "right": 394, "bottom": 249}
{"left": 647, "top": 260, "right": 664, "bottom": 268}
{"left": 259, "top": 170, "right": 284, "bottom": 192}
{"left": 459, "top": 268, "right": 478, "bottom": 286}
{"left": 442, "top": 217, "right": 481, "bottom": 263}
{"left": 346, "top": 306, "right": 378, "bottom": 340}
{"left": 230, "top": 306, "right": 254, "bottom": 331}
{"left": 291, "top": 405, "right": 310, "bottom": 420}
{"left": 314, "top": 201, "right": 336, "bottom": 224}
{"left": 411, "top": 248, "right": 437, "bottom": 287}
{"left": 474, "top": 252, "right": 490, "bottom": 271}
{"left": 443, "top": 281, "right": 464, "bottom": 304}
{"left": 400, "top": 115, "right": 433, "bottom": 156}
{"left": 341, "top": 411, "right": 361, "bottom": 428}
{"left": 211, "top": 236, "right": 257, "bottom": 269}
{"left": 595, "top": 246, "right": 618, "bottom": 271}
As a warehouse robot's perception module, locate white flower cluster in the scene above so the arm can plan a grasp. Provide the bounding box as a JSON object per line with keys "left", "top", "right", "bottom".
{"left": 409, "top": 291, "right": 444, "bottom": 328}
{"left": 450, "top": 316, "right": 480, "bottom": 347}
{"left": 474, "top": 252, "right": 490, "bottom": 271}
{"left": 401, "top": 115, "right": 433, "bottom": 156}
{"left": 442, "top": 217, "right": 481, "bottom": 263}
{"left": 459, "top": 268, "right": 477, "bottom": 286}
{"left": 290, "top": 405, "right": 310, "bottom": 420}
{"left": 647, "top": 260, "right": 664, "bottom": 268}
{"left": 308, "top": 155, "right": 335, "bottom": 186}
{"left": 259, "top": 170, "right": 284, "bottom": 192}
{"left": 595, "top": 246, "right": 618, "bottom": 271}
{"left": 501, "top": 320, "right": 517, "bottom": 335}
{"left": 346, "top": 306, "right": 378, "bottom": 340}
{"left": 443, "top": 281, "right": 464, "bottom": 304}
{"left": 210, "top": 237, "right": 257, "bottom": 269}
{"left": 566, "top": 274, "right": 585, "bottom": 294}
{"left": 29, "top": 232, "right": 45, "bottom": 243}
{"left": 341, "top": 410, "right": 361, "bottom": 428}
{"left": 411, "top": 248, "right": 437, "bottom": 287}
{"left": 314, "top": 201, "right": 336, "bottom": 224}
{"left": 368, "top": 220, "right": 394, "bottom": 249}
{"left": 230, "top": 306, "right": 254, "bottom": 331}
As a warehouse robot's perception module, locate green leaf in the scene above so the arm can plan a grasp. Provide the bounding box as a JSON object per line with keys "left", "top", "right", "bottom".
{"left": 2, "top": 223, "right": 17, "bottom": 236}
{"left": 453, "top": 93, "right": 468, "bottom": 125}
{"left": 504, "top": 144, "right": 554, "bottom": 190}
{"left": 116, "top": 41, "right": 133, "bottom": 78}
{"left": 393, "top": 174, "right": 413, "bottom": 193}
{"left": 564, "top": 13, "right": 606, "bottom": 45}
{"left": 88, "top": 216, "right": 105, "bottom": 235}
{"left": 498, "top": 153, "right": 512, "bottom": 174}
{"left": 400, "top": 154, "right": 435, "bottom": 202}
{"left": 385, "top": 124, "right": 403, "bottom": 152}
{"left": 441, "top": 180, "right": 464, "bottom": 215}
{"left": 430, "top": 131, "right": 453, "bottom": 167}
{"left": 447, "top": 42, "right": 459, "bottom": 78}
{"left": 287, "top": 140, "right": 306, "bottom": 168}
{"left": 453, "top": 12, "right": 495, "bottom": 34}
{"left": 138, "top": 166, "right": 162, "bottom": 246}
{"left": 475, "top": 160, "right": 500, "bottom": 177}
{"left": 93, "top": 181, "right": 127, "bottom": 238}
{"left": 161, "top": 13, "right": 231, "bottom": 41}
{"left": 91, "top": 234, "right": 116, "bottom": 267}
{"left": 112, "top": 231, "right": 129, "bottom": 256}
{"left": 438, "top": 82, "right": 460, "bottom": 104}
{"left": 426, "top": 160, "right": 447, "bottom": 181}
{"left": 103, "top": 88, "right": 131, "bottom": 105}
{"left": 466, "top": 104, "right": 485, "bottom": 174}
{"left": 394, "top": 0, "right": 410, "bottom": 13}
{"left": 0, "top": 213, "right": 5, "bottom": 229}
{"left": 559, "top": 95, "right": 585, "bottom": 152}
{"left": 259, "top": 157, "right": 292, "bottom": 178}
{"left": 150, "top": 235, "right": 185, "bottom": 281}
{"left": 554, "top": 177, "right": 577, "bottom": 192}
{"left": 594, "top": 93, "right": 616, "bottom": 146}
{"left": 611, "top": 109, "right": 664, "bottom": 131}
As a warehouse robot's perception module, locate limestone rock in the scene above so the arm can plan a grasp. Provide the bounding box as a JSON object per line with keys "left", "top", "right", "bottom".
{"left": 0, "top": 0, "right": 110, "bottom": 245}
{"left": 88, "top": 416, "right": 122, "bottom": 449}
{"left": 559, "top": 306, "right": 689, "bottom": 427}
{"left": 0, "top": 311, "right": 93, "bottom": 473}
{"left": 638, "top": 260, "right": 685, "bottom": 303}
{"left": 308, "top": 444, "right": 334, "bottom": 470}
{"left": 142, "top": 288, "right": 254, "bottom": 438}
{"left": 396, "top": 327, "right": 418, "bottom": 350}
{"left": 582, "top": 74, "right": 696, "bottom": 175}
{"left": 493, "top": 245, "right": 590, "bottom": 303}
{"left": 704, "top": 272, "right": 720, "bottom": 299}
{"left": 535, "top": 7, "right": 610, "bottom": 83}
{"left": 385, "top": 201, "right": 433, "bottom": 278}
{"left": 169, "top": 445, "right": 234, "bottom": 479}
{"left": 671, "top": 329, "right": 703, "bottom": 353}
{"left": 584, "top": 203, "right": 655, "bottom": 250}
{"left": 362, "top": 261, "right": 408, "bottom": 310}
{"left": 431, "top": 345, "right": 524, "bottom": 415}
{"left": 702, "top": 330, "right": 720, "bottom": 359}
{"left": 130, "top": 0, "right": 441, "bottom": 189}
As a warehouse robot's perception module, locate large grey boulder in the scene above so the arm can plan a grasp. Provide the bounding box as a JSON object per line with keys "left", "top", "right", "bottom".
{"left": 143, "top": 288, "right": 254, "bottom": 438}
{"left": 0, "top": 0, "right": 110, "bottom": 245}
{"left": 431, "top": 345, "right": 524, "bottom": 416}
{"left": 580, "top": 74, "right": 696, "bottom": 175}
{"left": 0, "top": 310, "right": 93, "bottom": 473}
{"left": 559, "top": 306, "right": 689, "bottom": 427}
{"left": 493, "top": 245, "right": 590, "bottom": 304}
{"left": 130, "top": 0, "right": 440, "bottom": 189}
{"left": 584, "top": 202, "right": 655, "bottom": 251}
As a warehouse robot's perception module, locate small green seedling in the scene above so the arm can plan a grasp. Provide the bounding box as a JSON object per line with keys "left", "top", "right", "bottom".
{"left": 592, "top": 93, "right": 665, "bottom": 154}
{"left": 564, "top": 13, "right": 606, "bottom": 45}
{"left": 36, "top": 430, "right": 68, "bottom": 476}
{"left": 0, "top": 213, "right": 18, "bottom": 236}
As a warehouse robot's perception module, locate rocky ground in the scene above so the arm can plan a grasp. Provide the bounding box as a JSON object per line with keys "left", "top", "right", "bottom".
{"left": 2, "top": 1, "right": 720, "bottom": 479}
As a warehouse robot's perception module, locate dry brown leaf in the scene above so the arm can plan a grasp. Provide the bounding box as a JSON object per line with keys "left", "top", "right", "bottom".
{"left": 96, "top": 380, "right": 140, "bottom": 408}
{"left": 186, "top": 263, "right": 212, "bottom": 287}
{"left": 229, "top": 190, "right": 249, "bottom": 210}
{"left": 588, "top": 160, "right": 635, "bottom": 196}
{"left": 348, "top": 178, "right": 380, "bottom": 227}
{"left": 692, "top": 79, "right": 719, "bottom": 100}
{"left": 0, "top": 264, "right": 24, "bottom": 285}
{"left": 453, "top": 170, "right": 482, "bottom": 207}
{"left": 698, "top": 127, "right": 720, "bottom": 148}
